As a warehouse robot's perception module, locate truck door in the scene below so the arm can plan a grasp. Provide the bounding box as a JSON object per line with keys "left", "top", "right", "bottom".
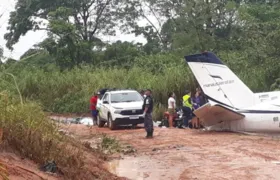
{"left": 100, "top": 93, "right": 110, "bottom": 119}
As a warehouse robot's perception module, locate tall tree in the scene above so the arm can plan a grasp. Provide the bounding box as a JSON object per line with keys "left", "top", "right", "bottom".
{"left": 120, "top": 0, "right": 167, "bottom": 54}
{"left": 161, "top": 0, "right": 242, "bottom": 52}
{"left": 238, "top": 1, "right": 280, "bottom": 86}
{"left": 5, "top": 0, "right": 135, "bottom": 68}
{"left": 126, "top": 0, "right": 243, "bottom": 54}
{"left": 102, "top": 41, "right": 144, "bottom": 66}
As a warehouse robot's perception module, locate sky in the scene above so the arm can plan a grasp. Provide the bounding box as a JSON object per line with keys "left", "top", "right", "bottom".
{"left": 0, "top": 0, "right": 156, "bottom": 60}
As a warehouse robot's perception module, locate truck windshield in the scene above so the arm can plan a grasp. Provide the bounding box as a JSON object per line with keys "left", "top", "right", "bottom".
{"left": 111, "top": 92, "right": 143, "bottom": 103}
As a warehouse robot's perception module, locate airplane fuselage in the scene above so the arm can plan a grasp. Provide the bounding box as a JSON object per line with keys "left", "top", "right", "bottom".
{"left": 184, "top": 52, "right": 280, "bottom": 134}
{"left": 209, "top": 91, "right": 280, "bottom": 133}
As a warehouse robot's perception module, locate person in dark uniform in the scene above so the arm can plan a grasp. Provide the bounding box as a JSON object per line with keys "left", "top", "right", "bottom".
{"left": 142, "top": 89, "right": 154, "bottom": 138}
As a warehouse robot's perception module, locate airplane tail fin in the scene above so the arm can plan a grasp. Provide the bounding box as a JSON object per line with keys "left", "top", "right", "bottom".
{"left": 184, "top": 52, "right": 255, "bottom": 109}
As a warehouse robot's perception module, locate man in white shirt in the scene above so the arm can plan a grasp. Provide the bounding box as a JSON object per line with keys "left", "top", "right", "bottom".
{"left": 168, "top": 92, "right": 176, "bottom": 128}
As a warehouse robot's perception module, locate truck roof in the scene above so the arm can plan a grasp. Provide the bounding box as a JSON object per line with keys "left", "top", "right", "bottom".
{"left": 107, "top": 89, "right": 138, "bottom": 94}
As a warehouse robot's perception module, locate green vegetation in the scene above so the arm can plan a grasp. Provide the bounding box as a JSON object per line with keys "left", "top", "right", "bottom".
{"left": 100, "top": 135, "right": 121, "bottom": 154}
{"left": 99, "top": 134, "right": 136, "bottom": 155}
{"left": 0, "top": 162, "right": 8, "bottom": 180}
{"left": 1, "top": 0, "right": 280, "bottom": 178}
{"left": 1, "top": 53, "right": 193, "bottom": 120}
{"left": 0, "top": 91, "right": 119, "bottom": 179}
{"left": 1, "top": 0, "right": 280, "bottom": 118}
{"left": 0, "top": 92, "right": 79, "bottom": 178}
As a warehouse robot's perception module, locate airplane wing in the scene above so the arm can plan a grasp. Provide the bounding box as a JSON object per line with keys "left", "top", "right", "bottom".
{"left": 193, "top": 103, "right": 245, "bottom": 127}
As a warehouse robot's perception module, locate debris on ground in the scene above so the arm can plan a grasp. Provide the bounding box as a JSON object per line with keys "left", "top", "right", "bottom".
{"left": 0, "top": 152, "right": 60, "bottom": 180}
{"left": 121, "top": 145, "right": 137, "bottom": 154}
{"left": 40, "top": 161, "right": 57, "bottom": 173}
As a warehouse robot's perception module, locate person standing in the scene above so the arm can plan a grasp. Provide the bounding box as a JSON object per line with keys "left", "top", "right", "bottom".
{"left": 191, "top": 88, "right": 201, "bottom": 128}
{"left": 167, "top": 92, "right": 176, "bottom": 128}
{"left": 197, "top": 87, "right": 207, "bottom": 106}
{"left": 140, "top": 90, "right": 146, "bottom": 98}
{"left": 182, "top": 90, "right": 193, "bottom": 128}
{"left": 142, "top": 89, "right": 154, "bottom": 138}
{"left": 192, "top": 88, "right": 201, "bottom": 110}
{"left": 90, "top": 92, "right": 99, "bottom": 126}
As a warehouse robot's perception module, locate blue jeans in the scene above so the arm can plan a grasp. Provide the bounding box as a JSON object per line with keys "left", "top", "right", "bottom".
{"left": 91, "top": 110, "right": 98, "bottom": 117}
{"left": 182, "top": 106, "right": 192, "bottom": 126}
{"left": 91, "top": 110, "right": 99, "bottom": 125}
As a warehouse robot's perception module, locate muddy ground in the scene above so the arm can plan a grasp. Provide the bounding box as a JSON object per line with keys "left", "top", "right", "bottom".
{"left": 66, "top": 124, "right": 280, "bottom": 180}
{"left": 2, "top": 119, "right": 280, "bottom": 180}
{"left": 0, "top": 152, "right": 60, "bottom": 180}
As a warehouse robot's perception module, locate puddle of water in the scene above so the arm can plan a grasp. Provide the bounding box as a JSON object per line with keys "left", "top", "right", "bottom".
{"left": 106, "top": 157, "right": 147, "bottom": 180}
{"left": 106, "top": 155, "right": 185, "bottom": 180}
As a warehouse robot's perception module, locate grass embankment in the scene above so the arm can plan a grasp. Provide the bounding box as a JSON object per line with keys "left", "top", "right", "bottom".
{"left": 0, "top": 92, "right": 120, "bottom": 180}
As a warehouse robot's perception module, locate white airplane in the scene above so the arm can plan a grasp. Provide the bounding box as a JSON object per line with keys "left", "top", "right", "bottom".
{"left": 185, "top": 52, "right": 280, "bottom": 133}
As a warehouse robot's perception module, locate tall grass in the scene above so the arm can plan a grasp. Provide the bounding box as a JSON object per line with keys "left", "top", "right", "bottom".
{"left": 0, "top": 92, "right": 115, "bottom": 179}
{"left": 0, "top": 161, "right": 8, "bottom": 180}
{"left": 0, "top": 57, "right": 195, "bottom": 119}
{"left": 0, "top": 52, "right": 271, "bottom": 120}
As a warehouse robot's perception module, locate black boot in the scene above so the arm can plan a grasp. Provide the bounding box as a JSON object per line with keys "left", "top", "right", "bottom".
{"left": 146, "top": 130, "right": 153, "bottom": 138}
{"left": 145, "top": 131, "right": 149, "bottom": 138}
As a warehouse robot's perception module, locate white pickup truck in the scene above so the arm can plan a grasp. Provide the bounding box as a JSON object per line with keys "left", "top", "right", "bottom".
{"left": 97, "top": 89, "right": 144, "bottom": 130}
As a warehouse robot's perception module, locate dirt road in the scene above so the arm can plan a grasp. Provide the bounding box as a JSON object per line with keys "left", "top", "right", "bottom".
{"left": 66, "top": 124, "right": 280, "bottom": 180}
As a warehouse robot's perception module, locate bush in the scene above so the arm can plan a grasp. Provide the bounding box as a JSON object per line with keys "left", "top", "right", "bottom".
{"left": 100, "top": 135, "right": 121, "bottom": 154}
{"left": 0, "top": 92, "right": 115, "bottom": 179}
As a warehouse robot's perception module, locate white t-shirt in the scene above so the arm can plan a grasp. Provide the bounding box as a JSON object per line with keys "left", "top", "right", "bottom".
{"left": 168, "top": 97, "right": 176, "bottom": 109}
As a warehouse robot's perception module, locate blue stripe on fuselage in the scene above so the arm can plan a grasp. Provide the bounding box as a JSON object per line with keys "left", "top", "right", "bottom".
{"left": 205, "top": 94, "right": 280, "bottom": 114}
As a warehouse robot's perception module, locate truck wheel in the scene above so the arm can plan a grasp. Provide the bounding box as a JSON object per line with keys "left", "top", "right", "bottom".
{"left": 97, "top": 115, "right": 105, "bottom": 127}
{"left": 108, "top": 114, "right": 116, "bottom": 130}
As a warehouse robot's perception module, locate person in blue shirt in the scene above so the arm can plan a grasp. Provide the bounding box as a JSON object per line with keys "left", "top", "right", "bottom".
{"left": 191, "top": 88, "right": 203, "bottom": 128}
